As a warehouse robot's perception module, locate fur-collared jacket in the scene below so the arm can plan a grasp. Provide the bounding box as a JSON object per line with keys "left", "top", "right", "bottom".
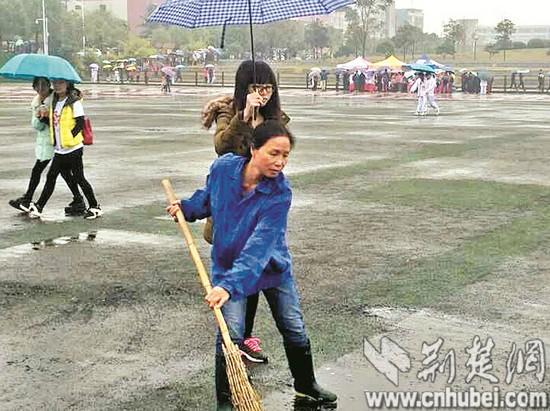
{"left": 201, "top": 95, "right": 290, "bottom": 157}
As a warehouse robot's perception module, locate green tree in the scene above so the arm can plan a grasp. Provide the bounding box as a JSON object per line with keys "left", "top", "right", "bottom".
{"left": 392, "top": 23, "right": 423, "bottom": 60}
{"left": 376, "top": 39, "right": 394, "bottom": 57}
{"left": 344, "top": 7, "right": 362, "bottom": 56}
{"left": 442, "top": 19, "right": 464, "bottom": 58}
{"left": 304, "top": 20, "right": 329, "bottom": 59}
{"left": 82, "top": 9, "right": 128, "bottom": 51}
{"left": 0, "top": 0, "right": 27, "bottom": 47}
{"left": 495, "top": 19, "right": 515, "bottom": 61}
{"left": 484, "top": 43, "right": 500, "bottom": 59}
{"left": 348, "top": 0, "right": 394, "bottom": 57}
{"left": 122, "top": 33, "right": 155, "bottom": 57}
{"left": 436, "top": 39, "right": 456, "bottom": 58}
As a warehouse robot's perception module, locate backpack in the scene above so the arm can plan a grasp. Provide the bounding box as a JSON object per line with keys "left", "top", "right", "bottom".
{"left": 82, "top": 116, "right": 94, "bottom": 145}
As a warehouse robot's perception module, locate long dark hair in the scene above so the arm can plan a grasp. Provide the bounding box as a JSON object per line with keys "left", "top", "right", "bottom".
{"left": 233, "top": 60, "right": 281, "bottom": 120}
{"left": 32, "top": 77, "right": 53, "bottom": 100}
{"left": 52, "top": 80, "right": 82, "bottom": 108}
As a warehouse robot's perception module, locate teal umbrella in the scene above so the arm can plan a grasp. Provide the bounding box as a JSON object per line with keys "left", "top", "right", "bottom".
{"left": 408, "top": 64, "right": 436, "bottom": 74}
{"left": 0, "top": 53, "right": 82, "bottom": 83}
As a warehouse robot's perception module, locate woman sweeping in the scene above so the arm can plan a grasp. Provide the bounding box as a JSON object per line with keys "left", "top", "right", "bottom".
{"left": 201, "top": 60, "right": 290, "bottom": 363}
{"left": 166, "top": 121, "right": 336, "bottom": 410}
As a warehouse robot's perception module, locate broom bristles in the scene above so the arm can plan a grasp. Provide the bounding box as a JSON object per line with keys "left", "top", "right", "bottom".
{"left": 222, "top": 343, "right": 264, "bottom": 411}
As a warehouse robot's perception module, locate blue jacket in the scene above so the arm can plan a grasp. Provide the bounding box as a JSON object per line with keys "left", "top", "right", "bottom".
{"left": 182, "top": 153, "right": 293, "bottom": 301}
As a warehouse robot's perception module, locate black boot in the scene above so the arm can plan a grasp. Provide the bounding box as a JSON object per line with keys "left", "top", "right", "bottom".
{"left": 284, "top": 340, "right": 337, "bottom": 406}
{"left": 215, "top": 355, "right": 234, "bottom": 411}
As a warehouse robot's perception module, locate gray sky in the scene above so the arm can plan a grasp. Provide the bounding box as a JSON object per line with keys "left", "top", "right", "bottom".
{"left": 395, "top": 0, "right": 550, "bottom": 34}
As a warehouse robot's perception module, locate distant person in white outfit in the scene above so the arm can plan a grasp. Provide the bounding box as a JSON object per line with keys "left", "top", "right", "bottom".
{"left": 410, "top": 73, "right": 427, "bottom": 116}
{"left": 425, "top": 73, "right": 440, "bottom": 114}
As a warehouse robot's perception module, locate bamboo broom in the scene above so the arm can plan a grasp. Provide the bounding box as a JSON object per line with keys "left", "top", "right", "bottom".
{"left": 161, "top": 179, "right": 263, "bottom": 411}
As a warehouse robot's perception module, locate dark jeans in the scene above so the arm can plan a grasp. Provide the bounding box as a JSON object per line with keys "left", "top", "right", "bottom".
{"left": 215, "top": 279, "right": 309, "bottom": 356}
{"left": 36, "top": 148, "right": 98, "bottom": 210}
{"left": 244, "top": 293, "right": 259, "bottom": 339}
{"left": 24, "top": 159, "right": 81, "bottom": 202}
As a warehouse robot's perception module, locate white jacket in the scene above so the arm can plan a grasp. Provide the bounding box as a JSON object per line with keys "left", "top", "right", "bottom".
{"left": 426, "top": 77, "right": 437, "bottom": 96}
{"left": 411, "top": 78, "right": 427, "bottom": 97}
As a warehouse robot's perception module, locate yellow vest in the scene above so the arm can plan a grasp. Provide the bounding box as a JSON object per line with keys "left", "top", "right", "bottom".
{"left": 49, "top": 101, "right": 83, "bottom": 148}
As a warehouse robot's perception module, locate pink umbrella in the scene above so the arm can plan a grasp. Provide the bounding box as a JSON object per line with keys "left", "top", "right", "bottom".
{"left": 161, "top": 66, "right": 175, "bottom": 77}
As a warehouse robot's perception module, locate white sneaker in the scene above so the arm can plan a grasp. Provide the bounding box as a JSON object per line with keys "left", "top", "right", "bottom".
{"left": 28, "top": 202, "right": 42, "bottom": 219}
{"left": 84, "top": 206, "right": 103, "bottom": 220}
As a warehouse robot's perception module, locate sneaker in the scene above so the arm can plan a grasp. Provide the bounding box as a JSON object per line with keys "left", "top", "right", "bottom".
{"left": 28, "top": 202, "right": 42, "bottom": 219}
{"left": 9, "top": 197, "right": 31, "bottom": 212}
{"left": 84, "top": 205, "right": 103, "bottom": 220}
{"left": 435, "top": 108, "right": 440, "bottom": 116}
{"left": 65, "top": 198, "right": 87, "bottom": 215}
{"left": 240, "top": 336, "right": 268, "bottom": 363}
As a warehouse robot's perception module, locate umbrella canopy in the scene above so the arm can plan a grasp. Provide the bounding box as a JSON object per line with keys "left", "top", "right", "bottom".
{"left": 372, "top": 55, "right": 406, "bottom": 70}
{"left": 204, "top": 64, "right": 215, "bottom": 68}
{"left": 102, "top": 60, "right": 111, "bottom": 64}
{"left": 336, "top": 57, "right": 371, "bottom": 71}
{"left": 175, "top": 64, "right": 186, "bottom": 69}
{"left": 147, "top": 0, "right": 353, "bottom": 82}
{"left": 161, "top": 66, "right": 176, "bottom": 76}
{"left": 310, "top": 67, "right": 322, "bottom": 72}
{"left": 409, "top": 64, "right": 436, "bottom": 73}
{"left": 102, "top": 64, "right": 113, "bottom": 69}
{"left": 148, "top": 0, "right": 354, "bottom": 27}
{"left": 477, "top": 70, "right": 491, "bottom": 81}
{"left": 412, "top": 54, "right": 445, "bottom": 69}
{"left": 89, "top": 63, "right": 99, "bottom": 69}
{"left": 0, "top": 53, "right": 82, "bottom": 83}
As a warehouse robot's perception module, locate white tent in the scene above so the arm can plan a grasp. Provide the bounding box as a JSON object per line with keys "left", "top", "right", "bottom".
{"left": 336, "top": 57, "right": 371, "bottom": 71}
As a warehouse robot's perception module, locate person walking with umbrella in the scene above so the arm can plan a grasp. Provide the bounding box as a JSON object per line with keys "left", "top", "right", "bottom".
{"left": 28, "top": 79, "right": 102, "bottom": 219}
{"left": 8, "top": 77, "right": 84, "bottom": 215}
{"left": 425, "top": 72, "right": 440, "bottom": 115}
{"left": 166, "top": 120, "right": 337, "bottom": 410}
{"left": 411, "top": 72, "right": 427, "bottom": 116}
{"left": 201, "top": 60, "right": 290, "bottom": 365}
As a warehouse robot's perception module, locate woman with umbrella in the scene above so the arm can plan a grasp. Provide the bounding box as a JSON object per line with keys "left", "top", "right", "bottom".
{"left": 28, "top": 79, "right": 102, "bottom": 220}
{"left": 166, "top": 120, "right": 337, "bottom": 410}
{"left": 201, "top": 60, "right": 290, "bottom": 365}
{"left": 9, "top": 77, "right": 84, "bottom": 215}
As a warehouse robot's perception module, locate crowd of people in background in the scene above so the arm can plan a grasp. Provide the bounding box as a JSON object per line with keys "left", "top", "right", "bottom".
{"left": 328, "top": 69, "right": 456, "bottom": 95}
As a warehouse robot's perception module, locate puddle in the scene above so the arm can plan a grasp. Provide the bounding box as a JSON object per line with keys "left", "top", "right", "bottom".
{"left": 30, "top": 231, "right": 97, "bottom": 250}
{"left": 0, "top": 229, "right": 178, "bottom": 263}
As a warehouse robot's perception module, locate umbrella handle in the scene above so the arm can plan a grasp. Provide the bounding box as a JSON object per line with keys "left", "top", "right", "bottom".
{"left": 161, "top": 179, "right": 234, "bottom": 349}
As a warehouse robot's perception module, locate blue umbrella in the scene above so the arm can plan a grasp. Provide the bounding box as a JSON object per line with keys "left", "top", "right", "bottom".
{"left": 0, "top": 53, "right": 82, "bottom": 83}
{"left": 148, "top": 0, "right": 354, "bottom": 81}
{"left": 409, "top": 64, "right": 436, "bottom": 74}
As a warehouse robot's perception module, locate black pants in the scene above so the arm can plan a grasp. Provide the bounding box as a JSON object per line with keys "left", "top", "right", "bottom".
{"left": 36, "top": 148, "right": 98, "bottom": 210}
{"left": 244, "top": 293, "right": 259, "bottom": 339}
{"left": 24, "top": 159, "right": 81, "bottom": 202}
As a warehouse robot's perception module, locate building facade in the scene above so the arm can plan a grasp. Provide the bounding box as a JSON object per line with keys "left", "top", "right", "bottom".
{"left": 395, "top": 8, "right": 424, "bottom": 32}
{"left": 64, "top": 0, "right": 158, "bottom": 33}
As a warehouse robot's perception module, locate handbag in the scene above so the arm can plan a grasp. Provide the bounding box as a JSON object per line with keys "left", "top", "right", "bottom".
{"left": 82, "top": 116, "right": 94, "bottom": 145}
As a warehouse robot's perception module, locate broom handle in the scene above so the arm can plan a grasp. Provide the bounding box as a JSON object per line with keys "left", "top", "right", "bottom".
{"left": 161, "top": 179, "right": 234, "bottom": 349}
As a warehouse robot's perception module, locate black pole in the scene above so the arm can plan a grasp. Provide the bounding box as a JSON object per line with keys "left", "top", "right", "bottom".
{"left": 247, "top": 0, "right": 256, "bottom": 84}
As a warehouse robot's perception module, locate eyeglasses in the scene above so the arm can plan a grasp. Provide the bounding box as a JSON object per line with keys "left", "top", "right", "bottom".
{"left": 248, "top": 84, "right": 273, "bottom": 93}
